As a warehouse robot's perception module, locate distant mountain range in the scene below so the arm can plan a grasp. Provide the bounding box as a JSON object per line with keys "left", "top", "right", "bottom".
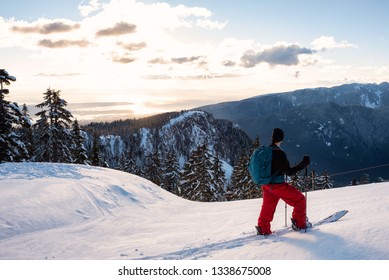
{"left": 197, "top": 82, "right": 389, "bottom": 184}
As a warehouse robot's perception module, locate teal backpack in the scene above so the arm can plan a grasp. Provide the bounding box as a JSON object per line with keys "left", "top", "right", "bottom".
{"left": 248, "top": 145, "right": 276, "bottom": 185}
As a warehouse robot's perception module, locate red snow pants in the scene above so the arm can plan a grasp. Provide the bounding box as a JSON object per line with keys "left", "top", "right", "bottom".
{"left": 257, "top": 182, "right": 306, "bottom": 234}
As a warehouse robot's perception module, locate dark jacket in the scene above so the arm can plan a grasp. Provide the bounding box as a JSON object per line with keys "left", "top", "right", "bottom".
{"left": 270, "top": 143, "right": 306, "bottom": 183}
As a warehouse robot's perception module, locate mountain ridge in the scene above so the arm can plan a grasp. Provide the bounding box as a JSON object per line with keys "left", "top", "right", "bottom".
{"left": 197, "top": 82, "right": 389, "bottom": 184}
{"left": 84, "top": 109, "right": 252, "bottom": 172}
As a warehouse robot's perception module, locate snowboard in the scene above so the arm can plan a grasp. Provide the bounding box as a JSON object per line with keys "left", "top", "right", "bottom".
{"left": 256, "top": 210, "right": 348, "bottom": 236}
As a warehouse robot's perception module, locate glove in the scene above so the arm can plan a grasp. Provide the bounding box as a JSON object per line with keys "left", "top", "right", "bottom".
{"left": 299, "top": 155, "right": 310, "bottom": 169}
{"left": 302, "top": 155, "right": 310, "bottom": 167}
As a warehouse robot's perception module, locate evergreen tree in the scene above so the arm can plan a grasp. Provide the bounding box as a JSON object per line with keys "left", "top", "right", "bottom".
{"left": 199, "top": 144, "right": 215, "bottom": 201}
{"left": 228, "top": 157, "right": 243, "bottom": 200}
{"left": 252, "top": 135, "right": 260, "bottom": 150}
{"left": 289, "top": 170, "right": 304, "bottom": 191}
{"left": 228, "top": 137, "right": 260, "bottom": 200}
{"left": 32, "top": 113, "right": 51, "bottom": 161}
{"left": 305, "top": 170, "right": 318, "bottom": 191}
{"left": 228, "top": 153, "right": 251, "bottom": 200}
{"left": 0, "top": 69, "right": 28, "bottom": 162}
{"left": 179, "top": 151, "right": 197, "bottom": 198}
{"left": 33, "top": 88, "right": 74, "bottom": 163}
{"left": 246, "top": 136, "right": 261, "bottom": 198}
{"left": 316, "top": 170, "right": 333, "bottom": 189}
{"left": 144, "top": 150, "right": 163, "bottom": 186}
{"left": 162, "top": 151, "right": 180, "bottom": 194}
{"left": 377, "top": 177, "right": 386, "bottom": 183}
{"left": 71, "top": 119, "right": 90, "bottom": 165}
{"left": 211, "top": 153, "right": 227, "bottom": 201}
{"left": 119, "top": 149, "right": 140, "bottom": 175}
{"left": 192, "top": 144, "right": 214, "bottom": 201}
{"left": 20, "top": 104, "right": 34, "bottom": 160}
{"left": 90, "top": 134, "right": 102, "bottom": 166}
{"left": 180, "top": 144, "right": 221, "bottom": 202}
{"left": 360, "top": 173, "right": 370, "bottom": 185}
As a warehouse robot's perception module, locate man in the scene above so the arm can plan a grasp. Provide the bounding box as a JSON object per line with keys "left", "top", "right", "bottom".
{"left": 256, "top": 128, "right": 311, "bottom": 235}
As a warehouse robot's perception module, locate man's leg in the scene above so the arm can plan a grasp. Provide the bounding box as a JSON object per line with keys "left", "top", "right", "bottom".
{"left": 257, "top": 184, "right": 280, "bottom": 234}
{"left": 274, "top": 183, "right": 306, "bottom": 229}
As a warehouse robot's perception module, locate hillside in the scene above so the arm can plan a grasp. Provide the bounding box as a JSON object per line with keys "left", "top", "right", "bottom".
{"left": 0, "top": 162, "right": 388, "bottom": 260}
{"left": 197, "top": 82, "right": 389, "bottom": 184}
{"left": 84, "top": 110, "right": 252, "bottom": 169}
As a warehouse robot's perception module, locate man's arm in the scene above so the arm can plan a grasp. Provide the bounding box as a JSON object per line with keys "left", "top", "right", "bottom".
{"left": 272, "top": 150, "right": 308, "bottom": 176}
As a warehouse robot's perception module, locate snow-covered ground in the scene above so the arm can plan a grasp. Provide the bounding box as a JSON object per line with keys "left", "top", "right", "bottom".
{"left": 0, "top": 162, "right": 388, "bottom": 260}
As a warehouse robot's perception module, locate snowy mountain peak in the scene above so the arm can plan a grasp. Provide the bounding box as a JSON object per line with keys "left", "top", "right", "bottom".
{"left": 92, "top": 110, "right": 251, "bottom": 169}
{"left": 163, "top": 110, "right": 205, "bottom": 129}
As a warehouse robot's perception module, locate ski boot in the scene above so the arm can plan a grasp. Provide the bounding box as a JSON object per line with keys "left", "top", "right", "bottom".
{"left": 291, "top": 218, "right": 312, "bottom": 231}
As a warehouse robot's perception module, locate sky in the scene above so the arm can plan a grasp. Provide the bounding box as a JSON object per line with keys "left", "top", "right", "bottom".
{"left": 1, "top": 0, "right": 389, "bottom": 121}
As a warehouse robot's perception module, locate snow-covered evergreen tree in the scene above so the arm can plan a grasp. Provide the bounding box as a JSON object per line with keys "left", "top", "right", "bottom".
{"left": 33, "top": 88, "right": 74, "bottom": 163}
{"left": 289, "top": 170, "right": 305, "bottom": 191}
{"left": 252, "top": 135, "right": 260, "bottom": 150}
{"left": 0, "top": 69, "right": 28, "bottom": 163}
{"left": 119, "top": 149, "right": 140, "bottom": 175}
{"left": 144, "top": 150, "right": 163, "bottom": 186}
{"left": 32, "top": 113, "right": 51, "bottom": 161}
{"left": 228, "top": 153, "right": 252, "bottom": 200}
{"left": 71, "top": 119, "right": 90, "bottom": 165}
{"left": 306, "top": 170, "right": 319, "bottom": 191}
{"left": 227, "top": 137, "right": 260, "bottom": 200}
{"left": 180, "top": 144, "right": 224, "bottom": 202}
{"left": 90, "top": 135, "right": 102, "bottom": 166}
{"left": 360, "top": 173, "right": 370, "bottom": 185}
{"left": 20, "top": 104, "right": 34, "bottom": 160}
{"left": 316, "top": 170, "right": 333, "bottom": 189}
{"left": 181, "top": 144, "right": 210, "bottom": 201}
{"left": 377, "top": 177, "right": 386, "bottom": 183}
{"left": 212, "top": 153, "right": 227, "bottom": 201}
{"left": 179, "top": 149, "right": 196, "bottom": 198}
{"left": 162, "top": 151, "right": 180, "bottom": 194}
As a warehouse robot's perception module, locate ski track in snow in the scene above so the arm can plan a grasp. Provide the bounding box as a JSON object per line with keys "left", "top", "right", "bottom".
{"left": 138, "top": 233, "right": 260, "bottom": 260}
{"left": 135, "top": 221, "right": 338, "bottom": 260}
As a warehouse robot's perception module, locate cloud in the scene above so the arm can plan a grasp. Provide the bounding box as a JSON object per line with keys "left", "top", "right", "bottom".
{"left": 11, "top": 21, "right": 80, "bottom": 34}
{"left": 148, "top": 58, "right": 170, "bottom": 65}
{"left": 117, "top": 41, "right": 147, "bottom": 51}
{"left": 69, "top": 102, "right": 133, "bottom": 109}
{"left": 38, "top": 39, "right": 89, "bottom": 48}
{"left": 69, "top": 102, "right": 135, "bottom": 122}
{"left": 148, "top": 56, "right": 204, "bottom": 65}
{"left": 311, "top": 36, "right": 357, "bottom": 51}
{"left": 222, "top": 60, "right": 236, "bottom": 67}
{"left": 196, "top": 18, "right": 227, "bottom": 30}
{"left": 96, "top": 22, "right": 137, "bottom": 37}
{"left": 171, "top": 56, "right": 203, "bottom": 64}
{"left": 240, "top": 44, "right": 315, "bottom": 67}
{"left": 112, "top": 56, "right": 136, "bottom": 64}
{"left": 78, "top": 0, "right": 103, "bottom": 17}
{"left": 144, "top": 72, "right": 242, "bottom": 80}
{"left": 36, "top": 73, "right": 82, "bottom": 77}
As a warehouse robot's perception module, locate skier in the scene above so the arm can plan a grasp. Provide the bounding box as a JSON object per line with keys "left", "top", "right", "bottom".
{"left": 256, "top": 128, "right": 311, "bottom": 235}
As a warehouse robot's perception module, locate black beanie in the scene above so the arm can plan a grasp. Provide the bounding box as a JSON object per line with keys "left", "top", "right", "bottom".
{"left": 272, "top": 128, "right": 284, "bottom": 143}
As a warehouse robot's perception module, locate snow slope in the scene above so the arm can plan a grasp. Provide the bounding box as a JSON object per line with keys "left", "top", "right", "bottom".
{"left": 0, "top": 163, "right": 388, "bottom": 260}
